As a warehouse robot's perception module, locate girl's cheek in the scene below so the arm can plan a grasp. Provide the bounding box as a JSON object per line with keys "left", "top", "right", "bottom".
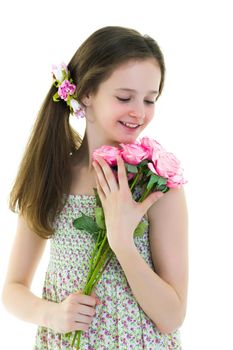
{"left": 111, "top": 101, "right": 125, "bottom": 111}
{"left": 110, "top": 105, "right": 129, "bottom": 118}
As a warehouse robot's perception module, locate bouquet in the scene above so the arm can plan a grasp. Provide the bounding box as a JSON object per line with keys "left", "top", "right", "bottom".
{"left": 67, "top": 136, "right": 187, "bottom": 349}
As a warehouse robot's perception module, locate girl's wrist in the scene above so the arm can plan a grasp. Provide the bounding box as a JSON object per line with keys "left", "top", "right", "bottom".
{"left": 109, "top": 234, "right": 135, "bottom": 254}
{"left": 36, "top": 298, "right": 58, "bottom": 330}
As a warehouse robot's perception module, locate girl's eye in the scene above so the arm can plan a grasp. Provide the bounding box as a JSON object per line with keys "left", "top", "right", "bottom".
{"left": 117, "top": 97, "right": 130, "bottom": 102}
{"left": 116, "top": 97, "right": 155, "bottom": 104}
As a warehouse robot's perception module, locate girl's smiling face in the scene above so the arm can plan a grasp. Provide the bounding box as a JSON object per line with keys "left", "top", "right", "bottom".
{"left": 83, "top": 58, "right": 162, "bottom": 146}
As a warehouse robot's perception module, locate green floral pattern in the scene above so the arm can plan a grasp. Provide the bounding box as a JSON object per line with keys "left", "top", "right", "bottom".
{"left": 33, "top": 193, "right": 182, "bottom": 349}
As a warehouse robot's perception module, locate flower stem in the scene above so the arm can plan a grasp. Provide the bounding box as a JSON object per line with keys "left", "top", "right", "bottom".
{"left": 88, "top": 233, "right": 108, "bottom": 280}
{"left": 71, "top": 330, "right": 79, "bottom": 348}
{"left": 91, "top": 249, "right": 114, "bottom": 289}
{"left": 85, "top": 242, "right": 110, "bottom": 292}
{"left": 85, "top": 231, "right": 102, "bottom": 283}
{"left": 138, "top": 186, "right": 151, "bottom": 202}
{"left": 130, "top": 170, "right": 141, "bottom": 192}
{"left": 71, "top": 232, "right": 114, "bottom": 349}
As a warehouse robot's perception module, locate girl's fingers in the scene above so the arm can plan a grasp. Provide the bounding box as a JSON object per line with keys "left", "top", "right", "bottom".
{"left": 93, "top": 160, "right": 110, "bottom": 195}
{"left": 94, "top": 157, "right": 118, "bottom": 194}
{"left": 117, "top": 156, "right": 130, "bottom": 191}
{"left": 94, "top": 172, "right": 105, "bottom": 201}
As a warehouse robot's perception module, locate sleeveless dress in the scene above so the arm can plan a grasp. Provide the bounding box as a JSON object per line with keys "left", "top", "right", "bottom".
{"left": 33, "top": 189, "right": 182, "bottom": 350}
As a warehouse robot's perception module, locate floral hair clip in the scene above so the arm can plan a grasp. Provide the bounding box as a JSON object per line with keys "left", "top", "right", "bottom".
{"left": 51, "top": 62, "right": 85, "bottom": 119}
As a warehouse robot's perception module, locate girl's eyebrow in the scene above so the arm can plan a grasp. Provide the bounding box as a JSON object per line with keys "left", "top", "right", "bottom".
{"left": 115, "top": 88, "right": 158, "bottom": 95}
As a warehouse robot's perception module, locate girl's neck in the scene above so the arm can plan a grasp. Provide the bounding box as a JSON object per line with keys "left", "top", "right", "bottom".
{"left": 72, "top": 134, "right": 91, "bottom": 169}
{"left": 71, "top": 131, "right": 115, "bottom": 171}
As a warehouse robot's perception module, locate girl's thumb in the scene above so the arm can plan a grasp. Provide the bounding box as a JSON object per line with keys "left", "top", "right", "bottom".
{"left": 156, "top": 191, "right": 164, "bottom": 199}
{"left": 91, "top": 290, "right": 102, "bottom": 305}
{"left": 152, "top": 191, "right": 164, "bottom": 203}
{"left": 143, "top": 191, "right": 164, "bottom": 213}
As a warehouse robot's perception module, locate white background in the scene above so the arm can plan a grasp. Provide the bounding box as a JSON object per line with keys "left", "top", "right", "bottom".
{"left": 0, "top": 0, "right": 233, "bottom": 349}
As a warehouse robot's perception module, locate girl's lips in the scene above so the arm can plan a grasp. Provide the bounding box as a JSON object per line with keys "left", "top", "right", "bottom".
{"left": 118, "top": 121, "right": 140, "bottom": 132}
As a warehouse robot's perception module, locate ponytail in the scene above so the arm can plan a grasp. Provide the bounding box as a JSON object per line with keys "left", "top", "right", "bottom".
{"left": 8, "top": 85, "right": 82, "bottom": 238}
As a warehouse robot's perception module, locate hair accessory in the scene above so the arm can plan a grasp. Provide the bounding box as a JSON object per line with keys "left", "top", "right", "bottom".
{"left": 51, "top": 62, "right": 85, "bottom": 119}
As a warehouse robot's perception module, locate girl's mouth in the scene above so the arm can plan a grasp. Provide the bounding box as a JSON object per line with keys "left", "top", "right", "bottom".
{"left": 118, "top": 121, "right": 140, "bottom": 131}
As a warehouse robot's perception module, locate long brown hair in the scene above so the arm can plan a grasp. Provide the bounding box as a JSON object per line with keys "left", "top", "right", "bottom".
{"left": 9, "top": 26, "right": 166, "bottom": 238}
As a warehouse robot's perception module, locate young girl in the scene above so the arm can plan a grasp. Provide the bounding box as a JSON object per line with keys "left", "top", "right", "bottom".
{"left": 2, "top": 26, "right": 188, "bottom": 349}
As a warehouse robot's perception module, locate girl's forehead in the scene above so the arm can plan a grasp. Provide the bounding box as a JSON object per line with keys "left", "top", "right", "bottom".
{"left": 102, "top": 59, "right": 161, "bottom": 90}
{"left": 111, "top": 58, "right": 159, "bottom": 76}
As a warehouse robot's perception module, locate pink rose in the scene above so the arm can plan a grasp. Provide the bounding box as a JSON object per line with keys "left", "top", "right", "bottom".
{"left": 119, "top": 142, "right": 149, "bottom": 165}
{"left": 148, "top": 151, "right": 187, "bottom": 188}
{"left": 58, "top": 80, "right": 76, "bottom": 101}
{"left": 93, "top": 146, "right": 121, "bottom": 166}
{"left": 140, "top": 136, "right": 164, "bottom": 161}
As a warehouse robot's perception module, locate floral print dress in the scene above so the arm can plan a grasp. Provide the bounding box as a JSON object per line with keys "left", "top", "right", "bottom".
{"left": 33, "top": 191, "right": 182, "bottom": 350}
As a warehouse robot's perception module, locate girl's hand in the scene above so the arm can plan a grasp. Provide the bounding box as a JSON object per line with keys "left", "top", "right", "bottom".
{"left": 49, "top": 290, "right": 101, "bottom": 333}
{"left": 92, "top": 155, "right": 164, "bottom": 251}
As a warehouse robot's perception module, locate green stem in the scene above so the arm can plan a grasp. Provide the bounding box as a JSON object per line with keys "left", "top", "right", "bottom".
{"left": 138, "top": 186, "right": 151, "bottom": 202}
{"left": 71, "top": 330, "right": 79, "bottom": 348}
{"left": 91, "top": 233, "right": 108, "bottom": 272}
{"left": 65, "top": 235, "right": 103, "bottom": 343}
{"left": 71, "top": 237, "right": 114, "bottom": 349}
{"left": 84, "top": 242, "right": 110, "bottom": 292}
{"left": 130, "top": 170, "right": 141, "bottom": 192}
{"left": 85, "top": 231, "right": 102, "bottom": 283}
{"left": 92, "top": 249, "right": 114, "bottom": 288}
{"left": 87, "top": 247, "right": 113, "bottom": 291}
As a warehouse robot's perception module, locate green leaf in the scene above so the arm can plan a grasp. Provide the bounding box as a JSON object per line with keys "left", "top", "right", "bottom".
{"left": 149, "top": 175, "right": 168, "bottom": 192}
{"left": 157, "top": 176, "right": 167, "bottom": 186}
{"left": 95, "top": 207, "right": 106, "bottom": 230}
{"left": 66, "top": 95, "right": 71, "bottom": 106}
{"left": 52, "top": 92, "right": 60, "bottom": 102}
{"left": 53, "top": 80, "right": 60, "bottom": 88}
{"left": 93, "top": 187, "right": 102, "bottom": 207}
{"left": 134, "top": 221, "right": 149, "bottom": 238}
{"left": 156, "top": 185, "right": 170, "bottom": 193}
{"left": 125, "top": 163, "right": 138, "bottom": 173}
{"left": 138, "top": 159, "right": 148, "bottom": 167}
{"left": 73, "top": 211, "right": 99, "bottom": 235}
{"left": 146, "top": 174, "right": 159, "bottom": 191}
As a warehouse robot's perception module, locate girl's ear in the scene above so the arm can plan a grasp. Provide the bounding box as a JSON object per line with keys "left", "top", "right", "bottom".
{"left": 82, "top": 94, "right": 92, "bottom": 107}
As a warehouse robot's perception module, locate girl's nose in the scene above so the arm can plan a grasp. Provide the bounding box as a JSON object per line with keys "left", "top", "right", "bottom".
{"left": 128, "top": 102, "right": 146, "bottom": 120}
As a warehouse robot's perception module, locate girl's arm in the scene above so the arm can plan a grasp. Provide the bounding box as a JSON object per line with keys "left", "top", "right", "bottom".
{"left": 112, "top": 186, "right": 189, "bottom": 334}
{"left": 2, "top": 215, "right": 103, "bottom": 334}
{"left": 1, "top": 215, "right": 56, "bottom": 328}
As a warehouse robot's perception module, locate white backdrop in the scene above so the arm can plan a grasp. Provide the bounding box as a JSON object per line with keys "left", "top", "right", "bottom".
{"left": 0, "top": 0, "right": 233, "bottom": 349}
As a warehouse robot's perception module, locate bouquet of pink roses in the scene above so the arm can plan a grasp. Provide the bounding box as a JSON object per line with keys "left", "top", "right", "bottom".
{"left": 67, "top": 136, "right": 187, "bottom": 349}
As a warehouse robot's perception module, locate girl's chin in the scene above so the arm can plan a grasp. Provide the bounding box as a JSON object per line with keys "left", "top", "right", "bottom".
{"left": 116, "top": 134, "right": 139, "bottom": 144}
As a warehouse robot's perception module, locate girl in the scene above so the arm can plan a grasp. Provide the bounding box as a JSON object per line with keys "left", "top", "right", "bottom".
{"left": 2, "top": 26, "right": 188, "bottom": 349}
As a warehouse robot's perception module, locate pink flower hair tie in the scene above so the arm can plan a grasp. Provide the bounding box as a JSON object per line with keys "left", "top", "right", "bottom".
{"left": 51, "top": 62, "right": 86, "bottom": 119}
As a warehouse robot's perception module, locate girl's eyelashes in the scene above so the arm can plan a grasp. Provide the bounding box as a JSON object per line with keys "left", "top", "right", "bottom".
{"left": 146, "top": 100, "right": 155, "bottom": 105}
{"left": 116, "top": 97, "right": 155, "bottom": 104}
{"left": 117, "top": 97, "right": 131, "bottom": 103}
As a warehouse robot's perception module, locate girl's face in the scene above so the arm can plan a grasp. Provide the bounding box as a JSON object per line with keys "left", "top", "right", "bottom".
{"left": 83, "top": 58, "right": 162, "bottom": 146}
